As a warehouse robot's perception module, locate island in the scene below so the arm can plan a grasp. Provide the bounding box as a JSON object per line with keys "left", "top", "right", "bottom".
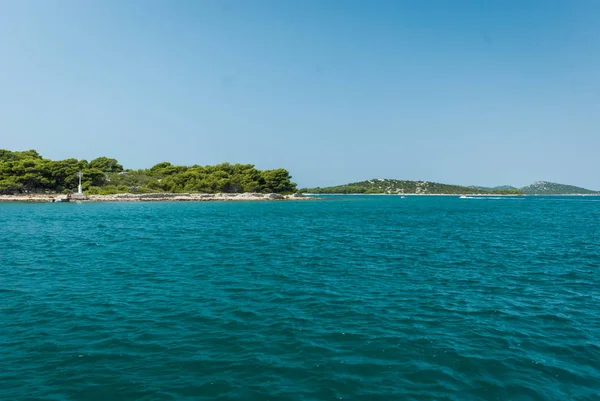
{"left": 519, "top": 181, "right": 600, "bottom": 195}
{"left": 301, "top": 179, "right": 523, "bottom": 195}
{"left": 0, "top": 149, "right": 308, "bottom": 202}
{"left": 301, "top": 179, "right": 600, "bottom": 196}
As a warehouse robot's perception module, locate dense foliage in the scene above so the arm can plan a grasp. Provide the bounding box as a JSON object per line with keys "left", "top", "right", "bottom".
{"left": 0, "top": 150, "right": 297, "bottom": 195}
{"left": 301, "top": 179, "right": 523, "bottom": 195}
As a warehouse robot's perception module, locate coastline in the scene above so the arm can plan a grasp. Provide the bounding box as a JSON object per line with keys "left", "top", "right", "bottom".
{"left": 302, "top": 193, "right": 519, "bottom": 196}
{"left": 2, "top": 193, "right": 598, "bottom": 203}
{"left": 302, "top": 193, "right": 600, "bottom": 197}
{"left": 0, "top": 193, "right": 315, "bottom": 203}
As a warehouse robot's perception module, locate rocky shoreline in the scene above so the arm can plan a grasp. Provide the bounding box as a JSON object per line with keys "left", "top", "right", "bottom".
{"left": 0, "top": 192, "right": 315, "bottom": 203}
{"left": 303, "top": 193, "right": 524, "bottom": 196}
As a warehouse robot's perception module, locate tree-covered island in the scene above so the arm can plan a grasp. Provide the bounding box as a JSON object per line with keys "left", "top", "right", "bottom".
{"left": 301, "top": 179, "right": 523, "bottom": 195}
{"left": 0, "top": 150, "right": 297, "bottom": 195}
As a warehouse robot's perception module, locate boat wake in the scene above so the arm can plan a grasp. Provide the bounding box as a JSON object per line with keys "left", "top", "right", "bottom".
{"left": 460, "top": 196, "right": 525, "bottom": 200}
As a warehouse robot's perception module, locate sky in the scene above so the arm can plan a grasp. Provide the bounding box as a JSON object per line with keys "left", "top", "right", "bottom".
{"left": 1, "top": 0, "right": 599, "bottom": 189}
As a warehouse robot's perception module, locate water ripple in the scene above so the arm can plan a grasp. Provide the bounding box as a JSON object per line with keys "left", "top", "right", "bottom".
{"left": 1, "top": 197, "right": 599, "bottom": 400}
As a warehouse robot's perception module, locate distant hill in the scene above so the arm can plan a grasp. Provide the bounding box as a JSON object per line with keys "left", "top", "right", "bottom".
{"left": 520, "top": 181, "right": 599, "bottom": 195}
{"left": 471, "top": 185, "right": 518, "bottom": 191}
{"left": 301, "top": 179, "right": 522, "bottom": 195}
{"left": 302, "top": 179, "right": 600, "bottom": 195}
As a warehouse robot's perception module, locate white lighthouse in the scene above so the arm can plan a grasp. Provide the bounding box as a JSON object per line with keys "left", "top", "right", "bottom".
{"left": 77, "top": 171, "right": 83, "bottom": 194}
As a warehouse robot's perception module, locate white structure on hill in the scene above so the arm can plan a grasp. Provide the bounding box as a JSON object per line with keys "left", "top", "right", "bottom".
{"left": 77, "top": 172, "right": 83, "bottom": 194}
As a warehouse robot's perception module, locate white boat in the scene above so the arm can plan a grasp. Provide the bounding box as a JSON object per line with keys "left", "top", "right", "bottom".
{"left": 53, "top": 196, "right": 70, "bottom": 202}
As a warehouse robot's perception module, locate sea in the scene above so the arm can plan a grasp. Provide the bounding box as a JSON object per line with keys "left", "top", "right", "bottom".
{"left": 1, "top": 195, "right": 599, "bottom": 401}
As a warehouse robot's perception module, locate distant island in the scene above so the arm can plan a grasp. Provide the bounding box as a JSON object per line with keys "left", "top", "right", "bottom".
{"left": 470, "top": 185, "right": 519, "bottom": 191}
{"left": 0, "top": 149, "right": 297, "bottom": 195}
{"left": 301, "top": 179, "right": 522, "bottom": 195}
{"left": 519, "top": 181, "right": 599, "bottom": 195}
{"left": 301, "top": 179, "right": 599, "bottom": 195}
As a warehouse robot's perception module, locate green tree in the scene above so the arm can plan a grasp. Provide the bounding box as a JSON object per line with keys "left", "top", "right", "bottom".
{"left": 259, "top": 169, "right": 297, "bottom": 193}
{"left": 82, "top": 169, "right": 107, "bottom": 189}
{"left": 89, "top": 157, "right": 123, "bottom": 173}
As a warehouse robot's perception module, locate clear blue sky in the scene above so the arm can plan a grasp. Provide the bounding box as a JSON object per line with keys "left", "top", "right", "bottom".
{"left": 1, "top": 0, "right": 599, "bottom": 189}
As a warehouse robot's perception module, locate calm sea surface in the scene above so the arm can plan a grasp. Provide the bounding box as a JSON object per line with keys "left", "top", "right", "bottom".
{"left": 1, "top": 196, "right": 599, "bottom": 401}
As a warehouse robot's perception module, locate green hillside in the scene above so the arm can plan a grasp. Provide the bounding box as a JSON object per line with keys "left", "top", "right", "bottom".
{"left": 302, "top": 179, "right": 522, "bottom": 195}
{"left": 0, "top": 149, "right": 297, "bottom": 195}
{"left": 520, "top": 181, "right": 599, "bottom": 195}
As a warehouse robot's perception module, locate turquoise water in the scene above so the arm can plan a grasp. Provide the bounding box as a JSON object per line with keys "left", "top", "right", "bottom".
{"left": 1, "top": 196, "right": 599, "bottom": 401}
